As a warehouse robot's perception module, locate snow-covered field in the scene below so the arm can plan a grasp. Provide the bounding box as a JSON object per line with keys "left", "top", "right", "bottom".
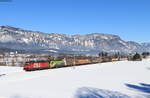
{"left": 0, "top": 59, "right": 150, "bottom": 98}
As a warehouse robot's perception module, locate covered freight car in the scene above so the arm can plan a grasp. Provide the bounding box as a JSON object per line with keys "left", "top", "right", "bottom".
{"left": 75, "top": 59, "right": 91, "bottom": 65}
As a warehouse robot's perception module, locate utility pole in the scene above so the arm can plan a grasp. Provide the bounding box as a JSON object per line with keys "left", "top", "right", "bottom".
{"left": 73, "top": 54, "right": 76, "bottom": 66}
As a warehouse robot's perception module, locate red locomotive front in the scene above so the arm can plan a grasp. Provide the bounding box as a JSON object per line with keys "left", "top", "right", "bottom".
{"left": 24, "top": 61, "right": 50, "bottom": 71}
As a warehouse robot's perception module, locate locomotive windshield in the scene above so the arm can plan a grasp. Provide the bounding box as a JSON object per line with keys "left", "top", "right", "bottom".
{"left": 24, "top": 62, "right": 29, "bottom": 66}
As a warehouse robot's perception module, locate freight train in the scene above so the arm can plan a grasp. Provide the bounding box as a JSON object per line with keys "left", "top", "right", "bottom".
{"left": 23, "top": 56, "right": 120, "bottom": 71}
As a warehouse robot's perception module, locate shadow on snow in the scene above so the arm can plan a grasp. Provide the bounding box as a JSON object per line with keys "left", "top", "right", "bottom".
{"left": 125, "top": 83, "right": 150, "bottom": 98}
{"left": 74, "top": 87, "right": 131, "bottom": 98}
{"left": 125, "top": 83, "right": 150, "bottom": 94}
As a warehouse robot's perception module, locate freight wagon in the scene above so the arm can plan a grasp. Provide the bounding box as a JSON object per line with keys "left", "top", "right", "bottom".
{"left": 75, "top": 59, "right": 91, "bottom": 65}
{"left": 111, "top": 58, "right": 120, "bottom": 61}
{"left": 101, "top": 57, "right": 112, "bottom": 62}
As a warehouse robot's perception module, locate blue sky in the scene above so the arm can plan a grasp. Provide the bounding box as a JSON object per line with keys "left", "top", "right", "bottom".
{"left": 0, "top": 0, "right": 150, "bottom": 43}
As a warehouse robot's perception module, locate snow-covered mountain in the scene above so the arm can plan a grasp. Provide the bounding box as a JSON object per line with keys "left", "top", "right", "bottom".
{"left": 0, "top": 25, "right": 149, "bottom": 54}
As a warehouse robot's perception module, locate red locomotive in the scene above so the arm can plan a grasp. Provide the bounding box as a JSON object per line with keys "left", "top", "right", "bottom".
{"left": 23, "top": 61, "right": 50, "bottom": 71}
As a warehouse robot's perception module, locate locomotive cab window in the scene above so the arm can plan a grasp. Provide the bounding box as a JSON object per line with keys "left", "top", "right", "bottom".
{"left": 24, "top": 63, "right": 29, "bottom": 66}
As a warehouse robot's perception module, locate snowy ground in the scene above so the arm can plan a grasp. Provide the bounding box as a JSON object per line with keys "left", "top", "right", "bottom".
{"left": 0, "top": 59, "right": 150, "bottom": 98}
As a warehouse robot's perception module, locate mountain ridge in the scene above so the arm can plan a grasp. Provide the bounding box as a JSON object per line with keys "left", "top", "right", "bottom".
{"left": 0, "top": 25, "right": 149, "bottom": 54}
